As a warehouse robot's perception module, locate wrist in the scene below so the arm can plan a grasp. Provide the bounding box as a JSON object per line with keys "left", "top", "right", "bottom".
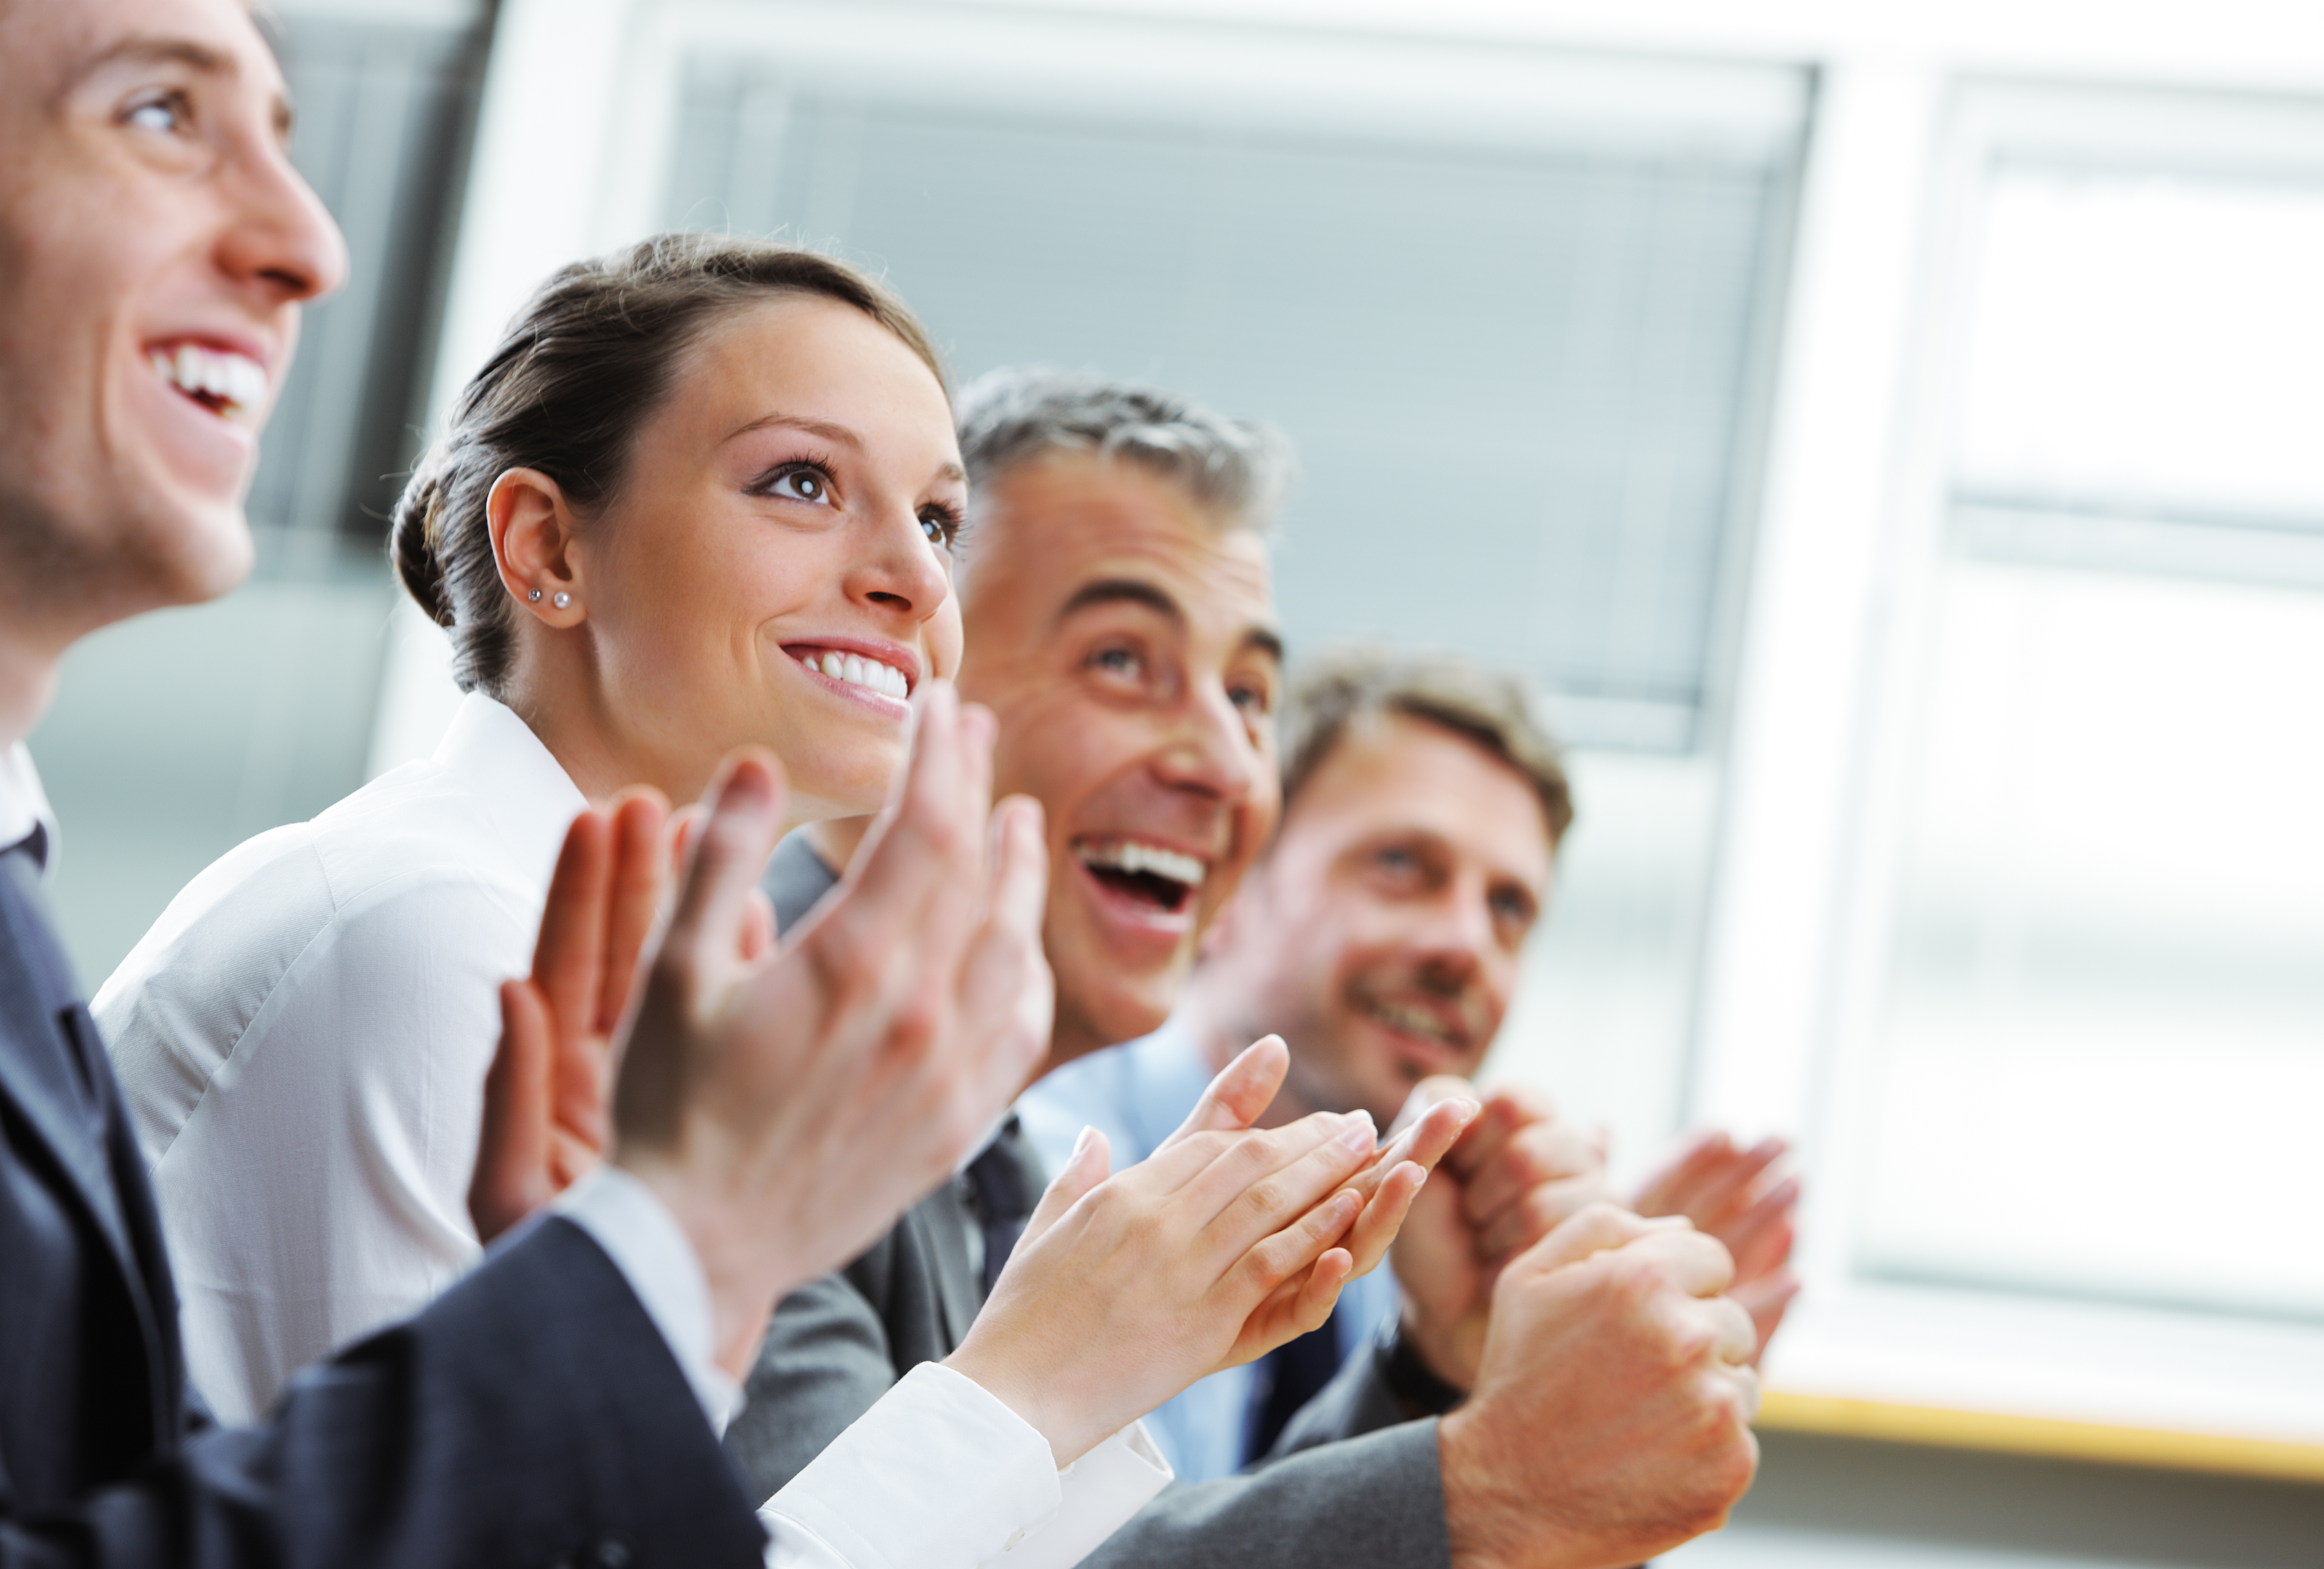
{"left": 1380, "top": 1323, "right": 1470, "bottom": 1418}
{"left": 1398, "top": 1302, "right": 1481, "bottom": 1395}
{"left": 1438, "top": 1404, "right": 1543, "bottom": 1569}
{"left": 942, "top": 1337, "right": 1110, "bottom": 1470}
{"left": 613, "top": 1149, "right": 784, "bottom": 1379}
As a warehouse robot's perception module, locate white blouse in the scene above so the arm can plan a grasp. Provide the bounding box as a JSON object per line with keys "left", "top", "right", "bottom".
{"left": 99, "top": 693, "right": 578, "bottom": 1423}
{"left": 93, "top": 694, "right": 1170, "bottom": 1568}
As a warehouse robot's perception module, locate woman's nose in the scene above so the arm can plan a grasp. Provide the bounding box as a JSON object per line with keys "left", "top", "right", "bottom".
{"left": 855, "top": 511, "right": 954, "bottom": 623}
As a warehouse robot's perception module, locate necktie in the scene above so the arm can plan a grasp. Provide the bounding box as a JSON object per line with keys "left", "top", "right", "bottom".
{"left": 963, "top": 1117, "right": 1036, "bottom": 1298}
{"left": 2, "top": 833, "right": 107, "bottom": 1134}
{"left": 1245, "top": 1301, "right": 1341, "bottom": 1464}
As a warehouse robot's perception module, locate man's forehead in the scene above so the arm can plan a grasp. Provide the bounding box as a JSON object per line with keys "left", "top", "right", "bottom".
{"left": 973, "top": 453, "right": 1276, "bottom": 631}
{"left": 31, "top": 0, "right": 287, "bottom": 111}
{"left": 1294, "top": 713, "right": 1555, "bottom": 872}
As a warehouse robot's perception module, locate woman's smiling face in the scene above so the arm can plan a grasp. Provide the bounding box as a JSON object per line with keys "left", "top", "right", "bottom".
{"left": 568, "top": 292, "right": 964, "bottom": 820}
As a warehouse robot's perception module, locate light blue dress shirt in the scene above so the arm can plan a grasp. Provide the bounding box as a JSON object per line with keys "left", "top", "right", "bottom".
{"left": 1021, "top": 1018, "right": 1402, "bottom": 1482}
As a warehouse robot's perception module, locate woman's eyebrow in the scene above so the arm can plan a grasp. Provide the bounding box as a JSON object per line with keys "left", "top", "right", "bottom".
{"left": 722, "top": 412, "right": 862, "bottom": 449}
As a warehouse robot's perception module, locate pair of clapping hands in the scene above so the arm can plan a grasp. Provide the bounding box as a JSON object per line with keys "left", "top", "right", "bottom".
{"left": 465, "top": 683, "right": 1476, "bottom": 1464}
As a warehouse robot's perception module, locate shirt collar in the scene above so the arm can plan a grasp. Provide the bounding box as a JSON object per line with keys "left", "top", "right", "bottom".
{"left": 0, "top": 743, "right": 60, "bottom": 873}
{"left": 431, "top": 693, "right": 591, "bottom": 888}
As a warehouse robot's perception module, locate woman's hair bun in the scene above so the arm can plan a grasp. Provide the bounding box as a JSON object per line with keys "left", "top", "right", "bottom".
{"left": 389, "top": 454, "right": 456, "bottom": 629}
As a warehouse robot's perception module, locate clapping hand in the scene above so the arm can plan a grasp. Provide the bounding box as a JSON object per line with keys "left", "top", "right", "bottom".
{"left": 1633, "top": 1131, "right": 1800, "bottom": 1362}
{"left": 1389, "top": 1080, "right": 1611, "bottom": 1392}
{"left": 469, "top": 793, "right": 778, "bottom": 1245}
{"left": 469, "top": 682, "right": 1054, "bottom": 1377}
{"left": 944, "top": 1038, "right": 1476, "bottom": 1466}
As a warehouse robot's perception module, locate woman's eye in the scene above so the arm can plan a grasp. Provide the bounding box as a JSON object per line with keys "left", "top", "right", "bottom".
{"left": 1091, "top": 646, "right": 1142, "bottom": 678}
{"left": 757, "top": 463, "right": 833, "bottom": 505}
{"left": 918, "top": 508, "right": 960, "bottom": 547}
{"left": 1228, "top": 683, "right": 1272, "bottom": 716}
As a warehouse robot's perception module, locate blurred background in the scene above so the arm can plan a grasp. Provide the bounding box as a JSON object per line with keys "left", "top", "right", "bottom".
{"left": 35, "top": 0, "right": 2324, "bottom": 1561}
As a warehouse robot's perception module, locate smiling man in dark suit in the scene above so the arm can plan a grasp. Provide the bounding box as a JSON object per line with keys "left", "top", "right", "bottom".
{"left": 0, "top": 3, "right": 1062, "bottom": 1563}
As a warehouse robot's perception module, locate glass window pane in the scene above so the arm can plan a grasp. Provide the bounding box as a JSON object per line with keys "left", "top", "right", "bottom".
{"left": 1956, "top": 172, "right": 2324, "bottom": 521}
{"left": 662, "top": 61, "right": 1799, "bottom": 751}
{"left": 1862, "top": 557, "right": 2324, "bottom": 1319}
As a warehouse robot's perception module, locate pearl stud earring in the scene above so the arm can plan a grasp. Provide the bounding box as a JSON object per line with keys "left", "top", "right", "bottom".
{"left": 553, "top": 592, "right": 571, "bottom": 610}
{"left": 527, "top": 589, "right": 542, "bottom": 602}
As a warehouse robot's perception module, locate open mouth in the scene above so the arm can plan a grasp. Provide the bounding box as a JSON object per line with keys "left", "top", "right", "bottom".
{"left": 786, "top": 645, "right": 913, "bottom": 701}
{"left": 148, "top": 341, "right": 266, "bottom": 422}
{"left": 1074, "top": 838, "right": 1207, "bottom": 916}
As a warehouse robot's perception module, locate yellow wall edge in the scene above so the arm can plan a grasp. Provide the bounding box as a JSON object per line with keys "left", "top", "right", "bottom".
{"left": 1756, "top": 1390, "right": 2324, "bottom": 1484}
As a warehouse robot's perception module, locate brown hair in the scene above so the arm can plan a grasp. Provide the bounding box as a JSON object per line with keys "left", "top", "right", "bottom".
{"left": 390, "top": 233, "right": 946, "bottom": 694}
{"left": 1279, "top": 647, "right": 1575, "bottom": 846}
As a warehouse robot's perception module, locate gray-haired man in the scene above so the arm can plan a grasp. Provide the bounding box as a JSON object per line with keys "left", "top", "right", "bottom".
{"left": 731, "top": 370, "right": 1761, "bottom": 1569}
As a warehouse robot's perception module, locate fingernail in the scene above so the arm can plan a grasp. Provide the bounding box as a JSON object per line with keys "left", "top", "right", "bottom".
{"left": 1071, "top": 1124, "right": 1096, "bottom": 1162}
{"left": 1339, "top": 1111, "right": 1378, "bottom": 1152}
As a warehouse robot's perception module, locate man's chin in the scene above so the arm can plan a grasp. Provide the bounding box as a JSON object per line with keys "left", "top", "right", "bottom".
{"left": 1047, "top": 964, "right": 1182, "bottom": 1069}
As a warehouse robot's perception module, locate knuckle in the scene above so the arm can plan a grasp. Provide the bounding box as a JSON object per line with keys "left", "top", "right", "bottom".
{"left": 1230, "top": 1131, "right": 1281, "bottom": 1176}
{"left": 1598, "top": 1249, "right": 1664, "bottom": 1308}
{"left": 887, "top": 991, "right": 943, "bottom": 1055}
{"left": 1238, "top": 1174, "right": 1290, "bottom": 1222}
{"left": 1183, "top": 1129, "right": 1234, "bottom": 1163}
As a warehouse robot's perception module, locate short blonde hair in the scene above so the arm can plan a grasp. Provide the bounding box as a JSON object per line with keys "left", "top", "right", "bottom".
{"left": 1280, "top": 648, "right": 1574, "bottom": 845}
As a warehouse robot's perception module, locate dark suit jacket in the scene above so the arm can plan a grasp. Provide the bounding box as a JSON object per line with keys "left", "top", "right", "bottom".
{"left": 0, "top": 847, "right": 765, "bottom": 1568}
{"left": 734, "top": 845, "right": 1452, "bottom": 1569}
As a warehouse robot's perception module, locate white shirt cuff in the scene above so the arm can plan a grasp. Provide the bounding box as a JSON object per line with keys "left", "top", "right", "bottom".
{"left": 549, "top": 1166, "right": 741, "bottom": 1431}
{"left": 994, "top": 1419, "right": 1172, "bottom": 1568}
{"left": 761, "top": 1362, "right": 1172, "bottom": 1569}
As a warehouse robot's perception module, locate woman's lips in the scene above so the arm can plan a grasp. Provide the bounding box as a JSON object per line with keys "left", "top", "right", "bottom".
{"left": 790, "top": 645, "right": 912, "bottom": 700}
{"left": 790, "top": 649, "right": 912, "bottom": 718}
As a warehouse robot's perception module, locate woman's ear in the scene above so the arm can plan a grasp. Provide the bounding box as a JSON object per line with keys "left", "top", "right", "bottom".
{"left": 488, "top": 467, "right": 586, "bottom": 626}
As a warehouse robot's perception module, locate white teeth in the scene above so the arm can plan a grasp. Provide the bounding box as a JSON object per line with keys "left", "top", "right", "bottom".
{"left": 1076, "top": 840, "right": 1207, "bottom": 888}
{"left": 801, "top": 649, "right": 910, "bottom": 699}
{"left": 1369, "top": 999, "right": 1454, "bottom": 1044}
{"left": 152, "top": 341, "right": 267, "bottom": 417}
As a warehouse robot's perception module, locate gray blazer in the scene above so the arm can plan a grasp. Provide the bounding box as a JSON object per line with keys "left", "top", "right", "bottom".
{"left": 733, "top": 836, "right": 1451, "bottom": 1568}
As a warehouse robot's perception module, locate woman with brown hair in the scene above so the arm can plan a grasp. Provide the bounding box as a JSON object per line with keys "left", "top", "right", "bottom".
{"left": 92, "top": 233, "right": 1462, "bottom": 1564}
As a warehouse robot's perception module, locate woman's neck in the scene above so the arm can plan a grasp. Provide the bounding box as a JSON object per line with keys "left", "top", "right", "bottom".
{"left": 498, "top": 660, "right": 826, "bottom": 838}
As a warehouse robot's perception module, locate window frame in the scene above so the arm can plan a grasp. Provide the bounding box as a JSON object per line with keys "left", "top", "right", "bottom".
{"left": 1698, "top": 78, "right": 2324, "bottom": 1468}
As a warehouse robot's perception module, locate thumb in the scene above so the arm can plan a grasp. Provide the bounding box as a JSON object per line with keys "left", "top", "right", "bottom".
{"left": 1019, "top": 1126, "right": 1111, "bottom": 1249}
{"left": 1162, "top": 1035, "right": 1289, "bottom": 1148}
{"left": 1389, "top": 1073, "right": 1480, "bottom": 1141}
{"left": 1526, "top": 1202, "right": 1688, "bottom": 1276}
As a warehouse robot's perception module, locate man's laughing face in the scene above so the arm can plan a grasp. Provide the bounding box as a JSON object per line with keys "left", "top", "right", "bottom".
{"left": 958, "top": 452, "right": 1281, "bottom": 1068}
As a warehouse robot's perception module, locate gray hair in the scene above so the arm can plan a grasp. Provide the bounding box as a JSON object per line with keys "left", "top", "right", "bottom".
{"left": 954, "top": 367, "right": 1296, "bottom": 534}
